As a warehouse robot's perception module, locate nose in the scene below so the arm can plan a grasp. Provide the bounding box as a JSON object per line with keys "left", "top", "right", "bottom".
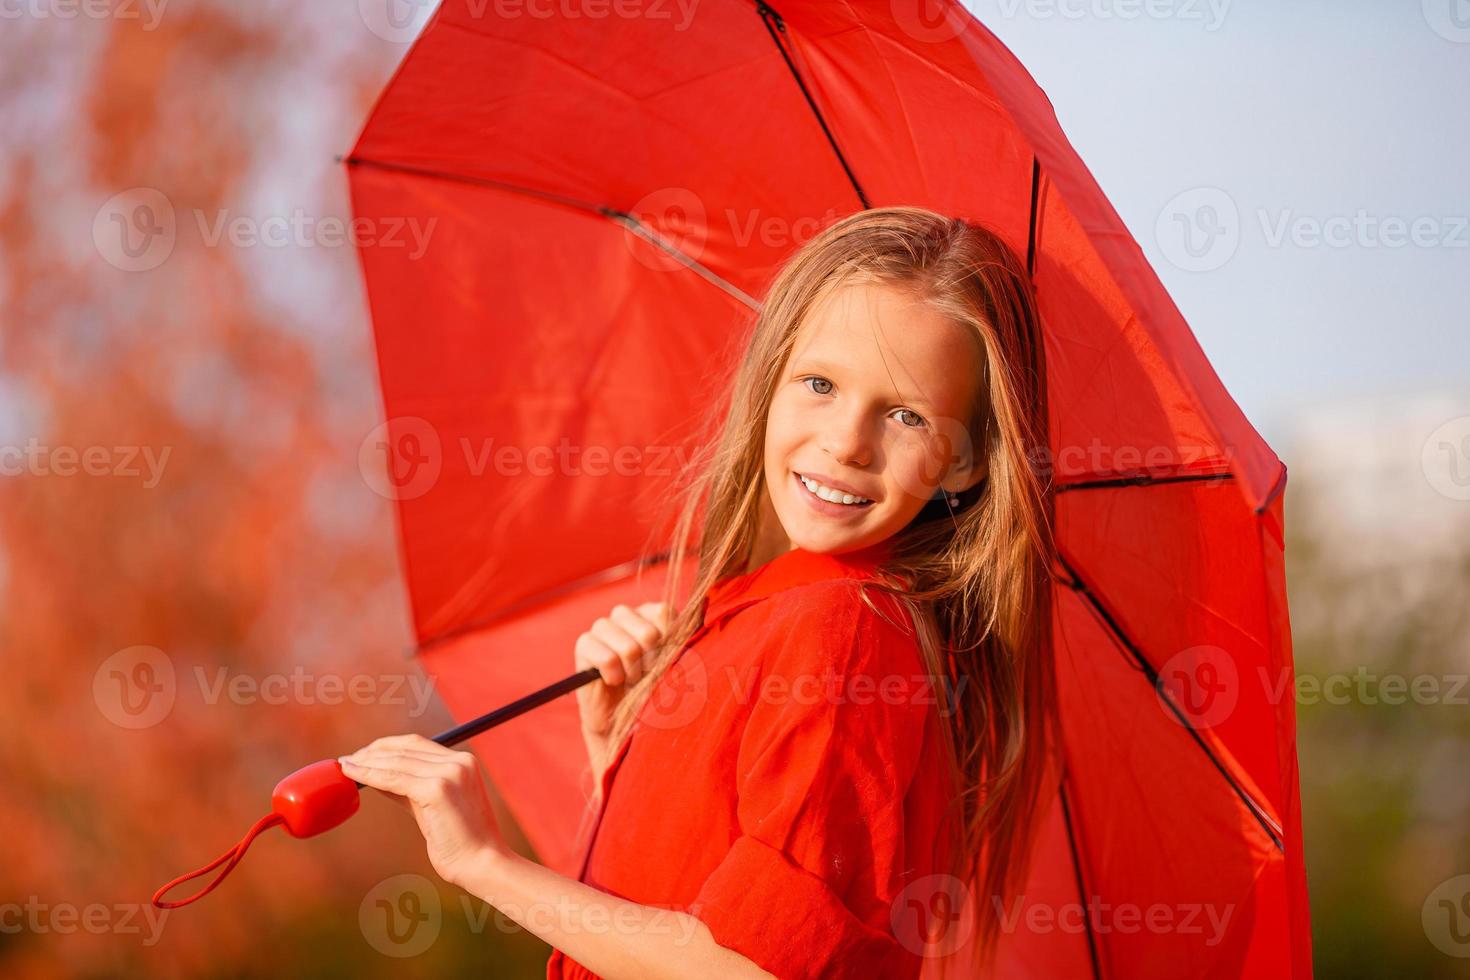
{"left": 819, "top": 405, "right": 874, "bottom": 468}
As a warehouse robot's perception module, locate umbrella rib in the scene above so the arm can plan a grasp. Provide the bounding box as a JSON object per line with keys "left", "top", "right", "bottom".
{"left": 1255, "top": 462, "right": 1288, "bottom": 515}
{"left": 342, "top": 156, "right": 758, "bottom": 309}
{"left": 600, "top": 209, "right": 759, "bottom": 309}
{"left": 1027, "top": 156, "right": 1042, "bottom": 277}
{"left": 1055, "top": 467, "right": 1236, "bottom": 493}
{"left": 751, "top": 1, "right": 871, "bottom": 209}
{"left": 1059, "top": 773, "right": 1105, "bottom": 980}
{"left": 1056, "top": 553, "right": 1286, "bottom": 852}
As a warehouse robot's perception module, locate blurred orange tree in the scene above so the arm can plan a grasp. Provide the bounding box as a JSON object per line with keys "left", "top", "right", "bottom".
{"left": 0, "top": 3, "right": 548, "bottom": 977}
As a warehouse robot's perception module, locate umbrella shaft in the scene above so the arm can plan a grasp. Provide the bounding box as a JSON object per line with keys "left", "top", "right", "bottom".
{"left": 433, "top": 667, "right": 603, "bottom": 748}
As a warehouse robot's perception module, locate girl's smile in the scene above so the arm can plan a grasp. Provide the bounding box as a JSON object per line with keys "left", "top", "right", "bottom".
{"left": 793, "top": 470, "right": 877, "bottom": 515}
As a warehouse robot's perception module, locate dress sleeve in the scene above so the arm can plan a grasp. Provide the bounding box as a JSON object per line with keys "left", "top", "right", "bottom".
{"left": 690, "top": 580, "right": 938, "bottom": 980}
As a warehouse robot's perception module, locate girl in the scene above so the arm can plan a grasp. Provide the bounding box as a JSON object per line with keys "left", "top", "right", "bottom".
{"left": 340, "top": 206, "right": 1056, "bottom": 979}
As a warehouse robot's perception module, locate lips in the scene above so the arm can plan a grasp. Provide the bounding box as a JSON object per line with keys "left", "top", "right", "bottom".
{"left": 795, "top": 471, "right": 876, "bottom": 501}
{"left": 793, "top": 471, "right": 875, "bottom": 512}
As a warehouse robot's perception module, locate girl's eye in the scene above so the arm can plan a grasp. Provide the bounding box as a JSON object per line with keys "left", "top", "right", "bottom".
{"left": 801, "top": 376, "right": 926, "bottom": 427}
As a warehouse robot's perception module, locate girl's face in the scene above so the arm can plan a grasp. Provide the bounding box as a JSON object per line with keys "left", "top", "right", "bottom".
{"left": 761, "top": 279, "right": 988, "bottom": 556}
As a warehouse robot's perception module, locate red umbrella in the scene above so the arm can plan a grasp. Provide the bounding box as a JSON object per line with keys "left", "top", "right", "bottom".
{"left": 344, "top": 2, "right": 1311, "bottom": 976}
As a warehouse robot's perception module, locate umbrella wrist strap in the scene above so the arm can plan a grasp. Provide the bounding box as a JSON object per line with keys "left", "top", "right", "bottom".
{"left": 152, "top": 812, "right": 285, "bottom": 909}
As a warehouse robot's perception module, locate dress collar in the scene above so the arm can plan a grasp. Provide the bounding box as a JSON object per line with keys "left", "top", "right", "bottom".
{"left": 703, "top": 537, "right": 898, "bottom": 624}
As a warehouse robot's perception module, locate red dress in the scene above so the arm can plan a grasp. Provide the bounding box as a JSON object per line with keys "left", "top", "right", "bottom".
{"left": 546, "top": 538, "right": 957, "bottom": 979}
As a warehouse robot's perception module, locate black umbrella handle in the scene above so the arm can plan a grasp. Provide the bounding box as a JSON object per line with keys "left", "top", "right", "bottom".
{"left": 431, "top": 667, "right": 603, "bottom": 748}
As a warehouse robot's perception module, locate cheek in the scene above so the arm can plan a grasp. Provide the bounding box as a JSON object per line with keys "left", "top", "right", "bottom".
{"left": 763, "top": 392, "right": 804, "bottom": 460}
{"left": 882, "top": 433, "right": 944, "bottom": 504}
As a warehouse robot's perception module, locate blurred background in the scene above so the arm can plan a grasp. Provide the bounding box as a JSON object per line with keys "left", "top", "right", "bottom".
{"left": 0, "top": 1, "right": 1464, "bottom": 976}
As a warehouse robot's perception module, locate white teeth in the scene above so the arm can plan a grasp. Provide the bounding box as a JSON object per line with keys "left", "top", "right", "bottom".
{"left": 799, "top": 474, "right": 871, "bottom": 505}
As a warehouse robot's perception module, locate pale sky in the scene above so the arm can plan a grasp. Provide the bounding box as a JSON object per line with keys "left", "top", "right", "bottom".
{"left": 970, "top": 0, "right": 1470, "bottom": 448}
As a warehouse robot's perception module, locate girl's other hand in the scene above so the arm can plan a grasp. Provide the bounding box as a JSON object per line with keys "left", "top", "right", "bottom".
{"left": 574, "top": 601, "right": 673, "bottom": 737}
{"left": 337, "top": 734, "right": 508, "bottom": 889}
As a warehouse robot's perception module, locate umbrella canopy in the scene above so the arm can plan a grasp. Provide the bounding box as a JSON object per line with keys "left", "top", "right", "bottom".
{"left": 345, "top": 2, "right": 1311, "bottom": 976}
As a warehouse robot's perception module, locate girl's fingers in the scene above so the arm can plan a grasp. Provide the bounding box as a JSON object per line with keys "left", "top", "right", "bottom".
{"left": 574, "top": 632, "right": 626, "bottom": 687}
{"left": 344, "top": 768, "right": 413, "bottom": 811}
{"left": 340, "top": 754, "right": 461, "bottom": 801}
{"left": 345, "top": 748, "right": 461, "bottom": 770}
{"left": 573, "top": 602, "right": 674, "bottom": 690}
{"left": 606, "top": 605, "right": 660, "bottom": 685}
{"left": 339, "top": 757, "right": 426, "bottom": 796}
{"left": 342, "top": 751, "right": 459, "bottom": 780}
{"left": 339, "top": 736, "right": 479, "bottom": 788}
{"left": 610, "top": 603, "right": 662, "bottom": 650}
{"left": 351, "top": 733, "right": 454, "bottom": 758}
{"left": 589, "top": 613, "right": 639, "bottom": 655}
{"left": 635, "top": 601, "right": 673, "bottom": 632}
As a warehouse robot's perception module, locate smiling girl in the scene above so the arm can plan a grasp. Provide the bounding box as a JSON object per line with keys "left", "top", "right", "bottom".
{"left": 339, "top": 206, "right": 1056, "bottom": 978}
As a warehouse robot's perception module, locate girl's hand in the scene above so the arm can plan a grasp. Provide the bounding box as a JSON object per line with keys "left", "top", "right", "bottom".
{"left": 337, "top": 734, "right": 507, "bottom": 889}
{"left": 574, "top": 602, "right": 673, "bottom": 736}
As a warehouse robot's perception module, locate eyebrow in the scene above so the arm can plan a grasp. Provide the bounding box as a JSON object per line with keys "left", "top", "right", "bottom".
{"left": 789, "top": 355, "right": 847, "bottom": 376}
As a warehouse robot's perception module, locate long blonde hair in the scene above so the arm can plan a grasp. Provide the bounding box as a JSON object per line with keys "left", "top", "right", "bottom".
{"left": 609, "top": 206, "right": 1056, "bottom": 964}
